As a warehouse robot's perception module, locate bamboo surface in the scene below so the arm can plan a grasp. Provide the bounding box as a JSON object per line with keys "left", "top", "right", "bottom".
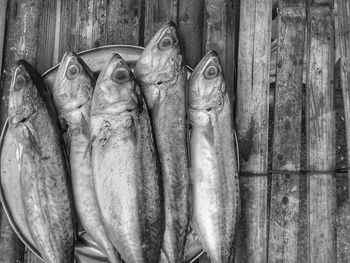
{"left": 0, "top": 0, "right": 347, "bottom": 263}
{"left": 267, "top": 1, "right": 305, "bottom": 262}
{"left": 334, "top": 0, "right": 350, "bottom": 261}
{"left": 235, "top": 1, "right": 272, "bottom": 263}
{"left": 306, "top": 1, "right": 336, "bottom": 262}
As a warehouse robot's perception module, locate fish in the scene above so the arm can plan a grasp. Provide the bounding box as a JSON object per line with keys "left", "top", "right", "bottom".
{"left": 134, "top": 21, "right": 190, "bottom": 263}
{"left": 8, "top": 60, "right": 75, "bottom": 263}
{"left": 90, "top": 53, "right": 163, "bottom": 263}
{"left": 187, "top": 51, "right": 240, "bottom": 263}
{"left": 51, "top": 51, "right": 120, "bottom": 263}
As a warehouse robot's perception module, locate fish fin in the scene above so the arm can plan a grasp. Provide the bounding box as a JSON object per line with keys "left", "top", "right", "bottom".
{"left": 233, "top": 128, "right": 240, "bottom": 171}
{"left": 83, "top": 139, "right": 91, "bottom": 160}
{"left": 64, "top": 127, "right": 72, "bottom": 155}
{"left": 23, "top": 125, "right": 41, "bottom": 156}
{"left": 79, "top": 113, "right": 90, "bottom": 138}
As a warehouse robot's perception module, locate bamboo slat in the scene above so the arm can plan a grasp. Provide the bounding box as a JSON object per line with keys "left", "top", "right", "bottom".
{"left": 235, "top": 0, "right": 272, "bottom": 263}
{"left": 75, "top": 0, "right": 107, "bottom": 51}
{"left": 106, "top": 0, "right": 142, "bottom": 46}
{"left": 336, "top": 0, "right": 350, "bottom": 203}
{"left": 57, "top": 0, "right": 78, "bottom": 59}
{"left": 306, "top": 1, "right": 336, "bottom": 263}
{"left": 144, "top": 0, "right": 178, "bottom": 45}
{"left": 36, "top": 0, "right": 57, "bottom": 73}
{"left": 334, "top": 0, "right": 350, "bottom": 260}
{"left": 177, "top": 0, "right": 205, "bottom": 68}
{"left": 0, "top": 0, "right": 7, "bottom": 77}
{"left": 267, "top": 1, "right": 305, "bottom": 262}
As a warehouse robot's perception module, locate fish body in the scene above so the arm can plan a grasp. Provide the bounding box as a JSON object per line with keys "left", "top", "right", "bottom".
{"left": 90, "top": 53, "right": 163, "bottom": 263}
{"left": 134, "top": 21, "right": 190, "bottom": 263}
{"left": 51, "top": 52, "right": 120, "bottom": 263}
{"left": 188, "top": 51, "right": 240, "bottom": 263}
{"left": 8, "top": 60, "right": 75, "bottom": 263}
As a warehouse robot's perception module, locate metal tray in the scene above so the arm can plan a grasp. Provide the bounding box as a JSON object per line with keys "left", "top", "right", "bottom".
{"left": 0, "top": 45, "right": 204, "bottom": 262}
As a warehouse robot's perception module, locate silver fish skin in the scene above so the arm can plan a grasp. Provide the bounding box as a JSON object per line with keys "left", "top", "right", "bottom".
{"left": 188, "top": 51, "right": 240, "bottom": 263}
{"left": 52, "top": 52, "right": 120, "bottom": 263}
{"left": 8, "top": 60, "right": 75, "bottom": 263}
{"left": 134, "top": 21, "right": 190, "bottom": 263}
{"left": 90, "top": 53, "right": 163, "bottom": 263}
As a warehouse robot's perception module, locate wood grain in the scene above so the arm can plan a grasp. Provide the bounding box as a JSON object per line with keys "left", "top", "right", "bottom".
{"left": 0, "top": 0, "right": 7, "bottom": 78}
{"left": 235, "top": 0, "right": 272, "bottom": 262}
{"left": 106, "top": 0, "right": 142, "bottom": 46}
{"left": 334, "top": 0, "right": 350, "bottom": 260}
{"left": 268, "top": 1, "right": 305, "bottom": 263}
{"left": 178, "top": 0, "right": 205, "bottom": 68}
{"left": 306, "top": 2, "right": 336, "bottom": 263}
{"left": 336, "top": 0, "right": 350, "bottom": 201}
{"left": 144, "top": 0, "right": 178, "bottom": 45}
{"left": 36, "top": 0, "right": 57, "bottom": 73}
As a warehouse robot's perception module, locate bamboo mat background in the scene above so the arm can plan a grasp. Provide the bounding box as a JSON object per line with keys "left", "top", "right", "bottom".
{"left": 1, "top": 0, "right": 350, "bottom": 263}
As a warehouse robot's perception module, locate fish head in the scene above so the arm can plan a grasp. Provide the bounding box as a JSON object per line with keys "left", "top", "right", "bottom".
{"left": 8, "top": 60, "right": 42, "bottom": 127}
{"left": 135, "top": 21, "right": 184, "bottom": 86}
{"left": 53, "top": 51, "right": 95, "bottom": 113}
{"left": 92, "top": 53, "right": 140, "bottom": 115}
{"left": 188, "top": 50, "right": 225, "bottom": 113}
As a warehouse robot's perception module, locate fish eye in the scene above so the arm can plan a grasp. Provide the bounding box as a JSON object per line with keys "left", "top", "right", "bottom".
{"left": 14, "top": 75, "right": 27, "bottom": 91}
{"left": 204, "top": 65, "right": 219, "bottom": 79}
{"left": 111, "top": 68, "right": 130, "bottom": 84}
{"left": 158, "top": 36, "right": 175, "bottom": 50}
{"left": 66, "top": 64, "right": 80, "bottom": 80}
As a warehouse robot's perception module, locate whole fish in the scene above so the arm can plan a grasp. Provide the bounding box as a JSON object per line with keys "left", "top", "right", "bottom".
{"left": 8, "top": 60, "right": 75, "bottom": 263}
{"left": 134, "top": 21, "right": 190, "bottom": 263}
{"left": 52, "top": 52, "right": 120, "bottom": 263}
{"left": 188, "top": 51, "right": 240, "bottom": 263}
{"left": 90, "top": 53, "right": 163, "bottom": 263}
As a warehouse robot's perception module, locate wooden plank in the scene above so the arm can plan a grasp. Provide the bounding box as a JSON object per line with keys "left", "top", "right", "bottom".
{"left": 177, "top": 0, "right": 205, "bottom": 68}
{"left": 75, "top": 0, "right": 107, "bottom": 51}
{"left": 36, "top": 0, "right": 57, "bottom": 73}
{"left": 336, "top": 0, "right": 350, "bottom": 200}
{"left": 203, "top": 0, "right": 239, "bottom": 108}
{"left": 144, "top": 0, "right": 178, "bottom": 45}
{"left": 267, "top": 1, "right": 306, "bottom": 262}
{"left": 306, "top": 2, "right": 336, "bottom": 263}
{"left": 53, "top": 0, "right": 62, "bottom": 65}
{"left": 58, "top": 0, "right": 143, "bottom": 59}
{"left": 235, "top": 0, "right": 272, "bottom": 262}
{"left": 106, "top": 0, "right": 142, "bottom": 46}
{"left": 57, "top": 0, "right": 78, "bottom": 59}
{"left": 0, "top": 0, "right": 7, "bottom": 77}
{"left": 335, "top": 1, "right": 350, "bottom": 260}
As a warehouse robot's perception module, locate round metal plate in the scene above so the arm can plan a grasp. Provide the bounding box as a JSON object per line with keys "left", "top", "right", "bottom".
{"left": 0, "top": 45, "right": 204, "bottom": 262}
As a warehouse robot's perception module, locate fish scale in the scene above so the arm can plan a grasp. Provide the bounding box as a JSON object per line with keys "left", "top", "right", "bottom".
{"left": 51, "top": 52, "right": 120, "bottom": 263}
{"left": 135, "top": 21, "right": 190, "bottom": 263}
{"left": 188, "top": 51, "right": 240, "bottom": 263}
{"left": 90, "top": 53, "right": 163, "bottom": 263}
{"left": 8, "top": 60, "right": 75, "bottom": 263}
